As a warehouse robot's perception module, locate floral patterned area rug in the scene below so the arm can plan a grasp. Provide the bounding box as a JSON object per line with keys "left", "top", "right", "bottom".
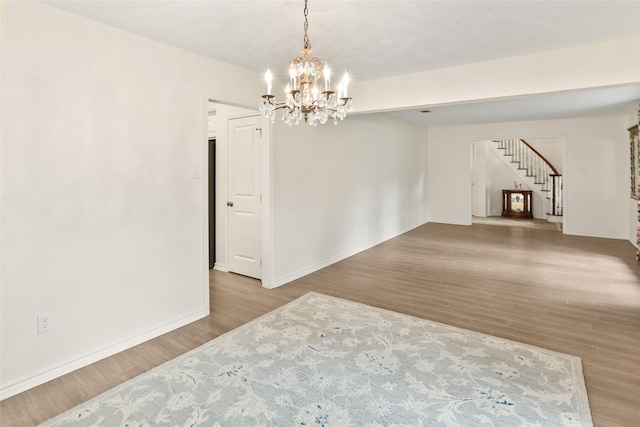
{"left": 41, "top": 292, "right": 592, "bottom": 426}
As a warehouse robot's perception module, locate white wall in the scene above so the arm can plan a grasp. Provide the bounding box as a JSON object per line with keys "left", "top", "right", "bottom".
{"left": 1, "top": 1, "right": 262, "bottom": 398}
{"left": 271, "top": 114, "right": 428, "bottom": 287}
{"left": 427, "top": 115, "right": 630, "bottom": 239}
{"left": 527, "top": 137, "right": 564, "bottom": 174}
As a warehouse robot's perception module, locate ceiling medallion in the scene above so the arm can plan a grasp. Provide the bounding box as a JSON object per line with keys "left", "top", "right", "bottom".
{"left": 259, "top": 0, "right": 353, "bottom": 126}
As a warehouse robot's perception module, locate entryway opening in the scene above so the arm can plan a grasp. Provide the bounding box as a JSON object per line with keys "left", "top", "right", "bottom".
{"left": 471, "top": 137, "right": 565, "bottom": 232}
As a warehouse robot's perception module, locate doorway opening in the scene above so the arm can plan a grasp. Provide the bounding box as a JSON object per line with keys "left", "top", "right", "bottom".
{"left": 471, "top": 137, "right": 565, "bottom": 232}
{"left": 206, "top": 99, "right": 271, "bottom": 286}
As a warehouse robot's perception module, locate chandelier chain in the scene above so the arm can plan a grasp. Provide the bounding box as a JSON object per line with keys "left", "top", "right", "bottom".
{"left": 303, "top": 0, "right": 310, "bottom": 50}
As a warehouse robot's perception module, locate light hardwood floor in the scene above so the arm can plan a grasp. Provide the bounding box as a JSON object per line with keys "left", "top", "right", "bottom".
{"left": 2, "top": 223, "right": 639, "bottom": 426}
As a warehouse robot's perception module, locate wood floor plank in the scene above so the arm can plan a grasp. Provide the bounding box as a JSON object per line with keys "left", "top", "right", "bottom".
{"left": 1, "top": 222, "right": 639, "bottom": 426}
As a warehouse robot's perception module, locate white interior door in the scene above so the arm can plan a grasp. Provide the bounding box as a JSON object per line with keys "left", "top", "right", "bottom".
{"left": 227, "top": 116, "right": 262, "bottom": 279}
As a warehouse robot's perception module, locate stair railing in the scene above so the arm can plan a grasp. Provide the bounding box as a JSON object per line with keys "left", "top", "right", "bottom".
{"left": 496, "top": 138, "right": 562, "bottom": 216}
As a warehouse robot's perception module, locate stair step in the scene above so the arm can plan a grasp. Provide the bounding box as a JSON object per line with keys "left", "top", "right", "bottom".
{"left": 493, "top": 139, "right": 563, "bottom": 218}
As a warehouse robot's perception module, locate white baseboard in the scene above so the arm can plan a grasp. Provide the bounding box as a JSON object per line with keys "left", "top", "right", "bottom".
{"left": 546, "top": 214, "right": 563, "bottom": 223}
{"left": 428, "top": 218, "right": 472, "bottom": 226}
{"left": 269, "top": 252, "right": 350, "bottom": 289}
{"left": 269, "top": 222, "right": 427, "bottom": 289}
{"left": 213, "top": 263, "right": 228, "bottom": 272}
{"left": 0, "top": 309, "right": 208, "bottom": 400}
{"left": 563, "top": 229, "right": 627, "bottom": 240}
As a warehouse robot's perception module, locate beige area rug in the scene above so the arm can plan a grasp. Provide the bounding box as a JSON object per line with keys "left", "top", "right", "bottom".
{"left": 41, "top": 292, "right": 591, "bottom": 426}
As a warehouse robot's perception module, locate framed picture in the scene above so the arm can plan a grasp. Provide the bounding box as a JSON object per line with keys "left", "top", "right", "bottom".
{"left": 630, "top": 124, "right": 639, "bottom": 199}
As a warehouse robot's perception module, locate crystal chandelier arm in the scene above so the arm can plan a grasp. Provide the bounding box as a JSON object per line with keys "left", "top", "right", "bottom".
{"left": 259, "top": 0, "right": 353, "bottom": 126}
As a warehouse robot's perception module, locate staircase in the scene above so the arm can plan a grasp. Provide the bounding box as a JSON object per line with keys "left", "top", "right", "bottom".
{"left": 492, "top": 139, "right": 563, "bottom": 222}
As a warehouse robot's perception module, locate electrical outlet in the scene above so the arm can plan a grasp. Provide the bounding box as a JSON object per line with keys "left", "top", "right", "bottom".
{"left": 38, "top": 314, "right": 52, "bottom": 334}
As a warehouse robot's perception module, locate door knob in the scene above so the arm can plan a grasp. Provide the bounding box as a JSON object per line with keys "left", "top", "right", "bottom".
{"left": 227, "top": 201, "right": 234, "bottom": 207}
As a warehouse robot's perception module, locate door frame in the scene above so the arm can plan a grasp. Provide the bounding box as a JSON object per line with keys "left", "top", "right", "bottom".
{"left": 469, "top": 135, "right": 567, "bottom": 231}
{"left": 204, "top": 98, "right": 273, "bottom": 288}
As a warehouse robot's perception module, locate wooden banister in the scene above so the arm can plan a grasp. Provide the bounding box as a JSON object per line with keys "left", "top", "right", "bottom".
{"left": 494, "top": 138, "right": 563, "bottom": 217}
{"left": 520, "top": 139, "right": 559, "bottom": 175}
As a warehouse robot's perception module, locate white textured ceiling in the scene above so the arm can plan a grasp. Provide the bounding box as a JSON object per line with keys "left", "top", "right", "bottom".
{"left": 43, "top": 0, "right": 640, "bottom": 126}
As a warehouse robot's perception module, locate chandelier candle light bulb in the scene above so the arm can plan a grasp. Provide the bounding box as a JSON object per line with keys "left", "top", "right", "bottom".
{"left": 259, "top": 0, "right": 353, "bottom": 126}
{"left": 289, "top": 67, "right": 296, "bottom": 90}
{"left": 265, "top": 69, "right": 272, "bottom": 95}
{"left": 323, "top": 65, "right": 330, "bottom": 91}
{"left": 342, "top": 72, "right": 349, "bottom": 97}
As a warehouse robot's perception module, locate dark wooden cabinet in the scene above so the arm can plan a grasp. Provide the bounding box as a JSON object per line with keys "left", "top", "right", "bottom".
{"left": 502, "top": 190, "right": 533, "bottom": 218}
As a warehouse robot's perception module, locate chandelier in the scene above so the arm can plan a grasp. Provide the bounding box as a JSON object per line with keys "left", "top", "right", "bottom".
{"left": 259, "top": 0, "right": 353, "bottom": 126}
